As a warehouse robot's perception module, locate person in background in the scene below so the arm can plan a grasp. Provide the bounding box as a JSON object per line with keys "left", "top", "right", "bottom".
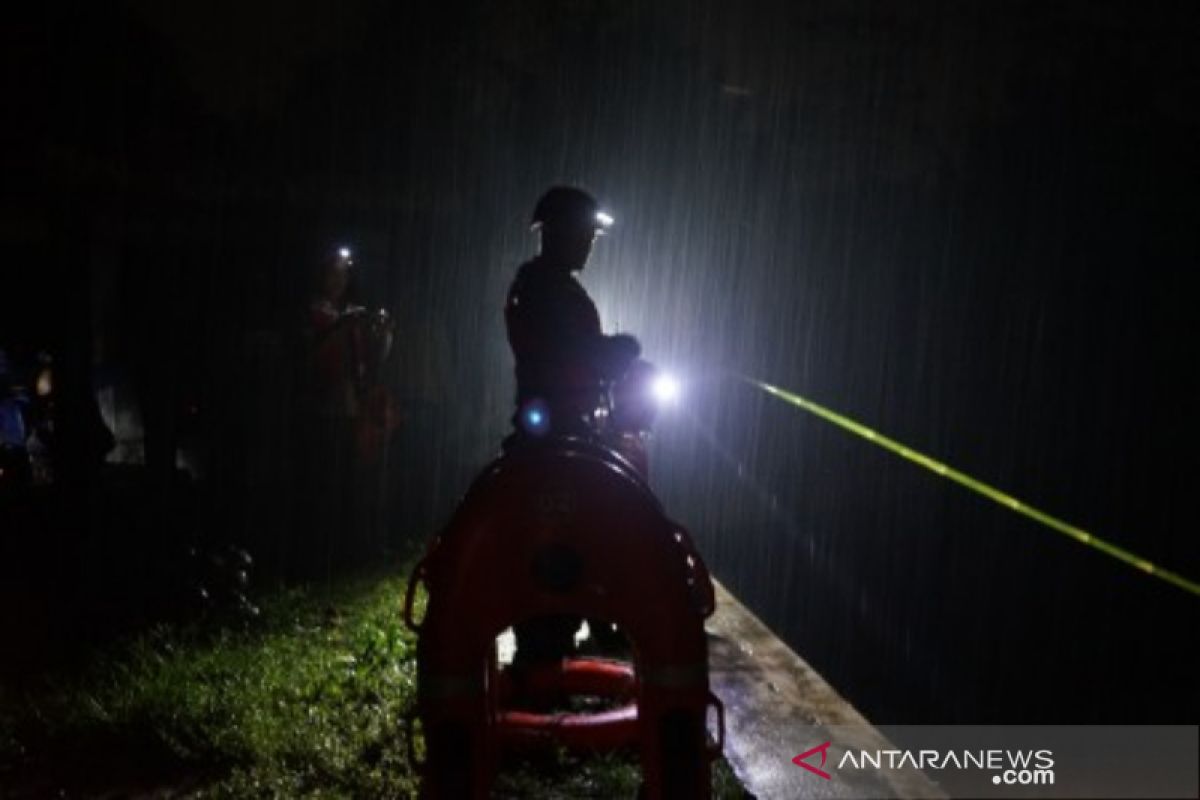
{"left": 292, "top": 246, "right": 394, "bottom": 578}
{"left": 0, "top": 347, "right": 32, "bottom": 490}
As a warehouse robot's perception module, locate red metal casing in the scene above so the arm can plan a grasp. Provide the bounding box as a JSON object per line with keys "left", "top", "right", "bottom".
{"left": 408, "top": 438, "right": 718, "bottom": 798}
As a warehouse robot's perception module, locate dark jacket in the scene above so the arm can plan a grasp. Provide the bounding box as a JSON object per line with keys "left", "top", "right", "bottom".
{"left": 505, "top": 256, "right": 638, "bottom": 431}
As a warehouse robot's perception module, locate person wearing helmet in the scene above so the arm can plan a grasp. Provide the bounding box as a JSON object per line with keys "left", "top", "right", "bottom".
{"left": 293, "top": 246, "right": 395, "bottom": 578}
{"left": 504, "top": 187, "right": 642, "bottom": 686}
{"left": 505, "top": 186, "right": 641, "bottom": 439}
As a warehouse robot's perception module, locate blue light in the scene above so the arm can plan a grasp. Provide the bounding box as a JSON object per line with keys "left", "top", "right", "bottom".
{"left": 521, "top": 400, "right": 550, "bottom": 436}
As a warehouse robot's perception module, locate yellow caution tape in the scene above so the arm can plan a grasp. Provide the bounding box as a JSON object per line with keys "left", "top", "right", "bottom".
{"left": 745, "top": 377, "right": 1199, "bottom": 598}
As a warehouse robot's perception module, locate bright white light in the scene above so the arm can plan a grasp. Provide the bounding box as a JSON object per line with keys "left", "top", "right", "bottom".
{"left": 496, "top": 627, "right": 516, "bottom": 665}
{"left": 651, "top": 373, "right": 680, "bottom": 404}
{"left": 595, "top": 211, "right": 614, "bottom": 228}
{"left": 338, "top": 247, "right": 352, "bottom": 259}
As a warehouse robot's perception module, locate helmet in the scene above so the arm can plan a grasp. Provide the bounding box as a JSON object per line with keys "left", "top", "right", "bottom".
{"left": 312, "top": 245, "right": 355, "bottom": 293}
{"left": 530, "top": 186, "right": 614, "bottom": 233}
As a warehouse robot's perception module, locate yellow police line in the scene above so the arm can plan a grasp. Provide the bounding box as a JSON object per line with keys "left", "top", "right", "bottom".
{"left": 743, "top": 377, "right": 1199, "bottom": 598}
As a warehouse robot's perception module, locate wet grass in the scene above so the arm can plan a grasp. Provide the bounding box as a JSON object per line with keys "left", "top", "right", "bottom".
{"left": 0, "top": 564, "right": 749, "bottom": 798}
{"left": 1, "top": 567, "right": 424, "bottom": 798}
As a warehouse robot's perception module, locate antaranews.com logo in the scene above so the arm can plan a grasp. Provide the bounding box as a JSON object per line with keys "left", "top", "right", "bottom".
{"left": 794, "top": 740, "right": 1056, "bottom": 786}
{"left": 789, "top": 725, "right": 1196, "bottom": 799}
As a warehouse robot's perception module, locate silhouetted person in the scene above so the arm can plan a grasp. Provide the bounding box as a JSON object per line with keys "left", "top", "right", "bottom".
{"left": 504, "top": 187, "right": 641, "bottom": 676}
{"left": 505, "top": 186, "right": 641, "bottom": 439}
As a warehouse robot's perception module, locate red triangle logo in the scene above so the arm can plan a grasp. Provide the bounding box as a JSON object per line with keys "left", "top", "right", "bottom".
{"left": 792, "top": 741, "right": 833, "bottom": 780}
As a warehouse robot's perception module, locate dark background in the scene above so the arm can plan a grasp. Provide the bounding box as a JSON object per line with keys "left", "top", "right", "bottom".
{"left": 3, "top": 0, "right": 1197, "bottom": 724}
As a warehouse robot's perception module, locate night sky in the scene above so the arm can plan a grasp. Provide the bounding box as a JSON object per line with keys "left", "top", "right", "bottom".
{"left": 5, "top": 0, "right": 1198, "bottom": 725}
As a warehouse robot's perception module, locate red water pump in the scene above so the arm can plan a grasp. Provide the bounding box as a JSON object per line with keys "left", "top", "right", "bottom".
{"left": 404, "top": 436, "right": 722, "bottom": 798}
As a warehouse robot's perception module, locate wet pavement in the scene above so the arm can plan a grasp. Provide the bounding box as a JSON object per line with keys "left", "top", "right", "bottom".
{"left": 707, "top": 581, "right": 945, "bottom": 799}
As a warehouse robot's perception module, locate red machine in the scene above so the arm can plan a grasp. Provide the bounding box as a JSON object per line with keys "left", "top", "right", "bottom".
{"left": 404, "top": 435, "right": 722, "bottom": 798}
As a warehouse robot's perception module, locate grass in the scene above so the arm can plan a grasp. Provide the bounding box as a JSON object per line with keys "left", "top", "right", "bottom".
{"left": 1, "top": 565, "right": 750, "bottom": 798}
{"left": 2, "top": 568, "right": 423, "bottom": 798}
